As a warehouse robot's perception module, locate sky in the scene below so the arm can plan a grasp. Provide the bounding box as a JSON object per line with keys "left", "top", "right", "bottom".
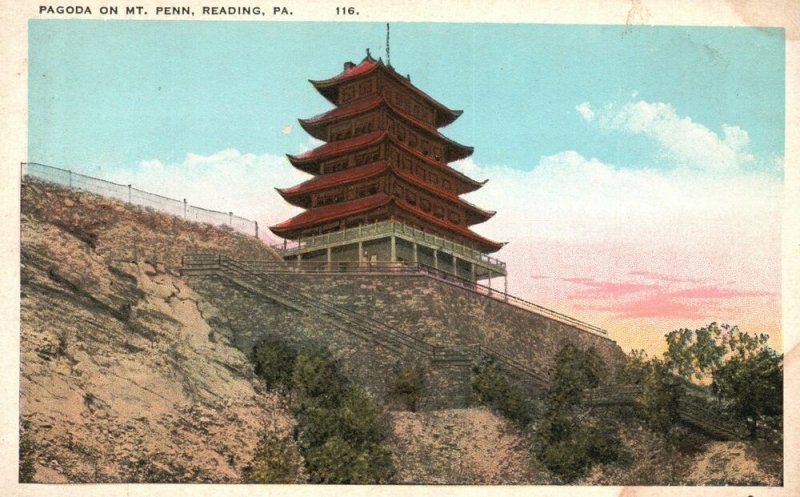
{"left": 28, "top": 20, "right": 785, "bottom": 354}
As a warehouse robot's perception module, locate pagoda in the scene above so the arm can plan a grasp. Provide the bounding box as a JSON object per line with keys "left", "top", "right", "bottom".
{"left": 271, "top": 53, "right": 506, "bottom": 284}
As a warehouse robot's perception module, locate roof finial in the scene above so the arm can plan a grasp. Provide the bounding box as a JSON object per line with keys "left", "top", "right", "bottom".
{"left": 366, "top": 47, "right": 371, "bottom": 58}
{"left": 386, "top": 23, "right": 391, "bottom": 67}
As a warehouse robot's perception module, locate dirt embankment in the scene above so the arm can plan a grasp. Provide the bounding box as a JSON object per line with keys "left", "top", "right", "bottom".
{"left": 20, "top": 178, "right": 300, "bottom": 482}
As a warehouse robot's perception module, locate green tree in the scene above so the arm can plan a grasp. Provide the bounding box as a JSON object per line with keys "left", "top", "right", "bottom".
{"left": 533, "top": 343, "right": 620, "bottom": 481}
{"left": 284, "top": 346, "right": 396, "bottom": 483}
{"left": 548, "top": 343, "right": 604, "bottom": 405}
{"left": 663, "top": 322, "right": 769, "bottom": 381}
{"left": 471, "top": 356, "right": 532, "bottom": 425}
{"left": 251, "top": 337, "right": 297, "bottom": 391}
{"left": 639, "top": 358, "right": 682, "bottom": 433}
{"left": 713, "top": 347, "right": 783, "bottom": 438}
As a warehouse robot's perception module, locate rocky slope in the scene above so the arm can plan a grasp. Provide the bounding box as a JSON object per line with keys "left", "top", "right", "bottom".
{"left": 20, "top": 178, "right": 302, "bottom": 482}
{"left": 390, "top": 408, "right": 543, "bottom": 484}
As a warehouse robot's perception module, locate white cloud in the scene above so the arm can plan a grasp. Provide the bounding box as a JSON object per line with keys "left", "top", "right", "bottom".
{"left": 576, "top": 102, "right": 594, "bottom": 122}
{"left": 454, "top": 150, "right": 781, "bottom": 292}
{"left": 589, "top": 100, "right": 755, "bottom": 170}
{"left": 105, "top": 149, "right": 308, "bottom": 243}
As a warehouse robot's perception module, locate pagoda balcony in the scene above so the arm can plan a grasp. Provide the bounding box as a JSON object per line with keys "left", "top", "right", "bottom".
{"left": 272, "top": 220, "right": 506, "bottom": 283}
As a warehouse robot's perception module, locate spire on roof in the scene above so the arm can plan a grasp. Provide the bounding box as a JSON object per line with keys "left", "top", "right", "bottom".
{"left": 386, "top": 23, "right": 391, "bottom": 67}
{"left": 366, "top": 48, "right": 371, "bottom": 58}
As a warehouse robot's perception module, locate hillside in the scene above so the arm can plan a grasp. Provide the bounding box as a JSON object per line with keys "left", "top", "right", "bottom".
{"left": 19, "top": 177, "right": 782, "bottom": 485}
{"left": 20, "top": 177, "right": 303, "bottom": 482}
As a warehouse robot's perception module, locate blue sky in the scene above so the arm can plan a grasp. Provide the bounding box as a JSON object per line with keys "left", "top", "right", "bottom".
{"left": 27, "top": 20, "right": 785, "bottom": 352}
{"left": 29, "top": 21, "right": 783, "bottom": 174}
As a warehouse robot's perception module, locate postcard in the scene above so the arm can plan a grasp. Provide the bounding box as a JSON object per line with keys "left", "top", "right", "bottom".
{"left": 3, "top": 1, "right": 798, "bottom": 496}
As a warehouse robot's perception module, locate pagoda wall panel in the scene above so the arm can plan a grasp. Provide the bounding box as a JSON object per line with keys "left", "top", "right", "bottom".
{"left": 327, "top": 108, "right": 382, "bottom": 142}
{"left": 338, "top": 75, "right": 378, "bottom": 105}
{"left": 386, "top": 144, "right": 455, "bottom": 193}
{"left": 379, "top": 74, "right": 437, "bottom": 126}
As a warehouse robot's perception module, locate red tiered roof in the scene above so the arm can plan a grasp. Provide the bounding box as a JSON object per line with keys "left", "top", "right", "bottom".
{"left": 394, "top": 198, "right": 504, "bottom": 252}
{"left": 298, "top": 95, "right": 473, "bottom": 162}
{"left": 277, "top": 162, "right": 390, "bottom": 207}
{"left": 393, "top": 168, "right": 495, "bottom": 223}
{"left": 270, "top": 192, "right": 503, "bottom": 253}
{"left": 309, "top": 55, "right": 463, "bottom": 127}
{"left": 287, "top": 131, "right": 386, "bottom": 172}
{"left": 299, "top": 95, "right": 384, "bottom": 138}
{"left": 271, "top": 193, "right": 392, "bottom": 234}
{"left": 278, "top": 159, "right": 493, "bottom": 223}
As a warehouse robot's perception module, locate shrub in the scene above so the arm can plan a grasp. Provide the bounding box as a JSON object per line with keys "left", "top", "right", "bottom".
{"left": 304, "top": 435, "right": 394, "bottom": 484}
{"left": 251, "top": 337, "right": 297, "bottom": 392}
{"left": 19, "top": 419, "right": 36, "bottom": 483}
{"left": 471, "top": 356, "right": 532, "bottom": 425}
{"left": 286, "top": 346, "right": 395, "bottom": 483}
{"left": 390, "top": 366, "right": 424, "bottom": 411}
{"left": 533, "top": 413, "right": 621, "bottom": 482}
{"left": 291, "top": 348, "right": 348, "bottom": 405}
{"left": 244, "top": 434, "right": 299, "bottom": 483}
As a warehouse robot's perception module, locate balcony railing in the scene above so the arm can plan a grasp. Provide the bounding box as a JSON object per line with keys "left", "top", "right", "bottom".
{"left": 271, "top": 220, "right": 506, "bottom": 273}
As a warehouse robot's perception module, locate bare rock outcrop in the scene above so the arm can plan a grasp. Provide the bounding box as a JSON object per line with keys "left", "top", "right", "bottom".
{"left": 20, "top": 178, "right": 299, "bottom": 482}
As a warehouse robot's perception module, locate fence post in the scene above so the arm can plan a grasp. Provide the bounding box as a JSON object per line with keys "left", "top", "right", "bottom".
{"left": 229, "top": 212, "right": 233, "bottom": 226}
{"left": 68, "top": 170, "right": 72, "bottom": 188}
{"left": 183, "top": 199, "right": 187, "bottom": 220}
{"left": 128, "top": 184, "right": 132, "bottom": 204}
{"left": 255, "top": 221, "right": 259, "bottom": 239}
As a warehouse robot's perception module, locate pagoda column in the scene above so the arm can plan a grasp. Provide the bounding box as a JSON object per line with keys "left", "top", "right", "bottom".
{"left": 390, "top": 235, "right": 397, "bottom": 262}
{"left": 434, "top": 250, "right": 439, "bottom": 270}
{"left": 470, "top": 263, "right": 476, "bottom": 282}
{"left": 358, "top": 241, "right": 364, "bottom": 266}
{"left": 327, "top": 247, "right": 332, "bottom": 270}
{"left": 412, "top": 243, "right": 418, "bottom": 264}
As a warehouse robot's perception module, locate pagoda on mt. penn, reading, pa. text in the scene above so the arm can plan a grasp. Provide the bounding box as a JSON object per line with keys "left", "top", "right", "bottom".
{"left": 270, "top": 53, "right": 508, "bottom": 288}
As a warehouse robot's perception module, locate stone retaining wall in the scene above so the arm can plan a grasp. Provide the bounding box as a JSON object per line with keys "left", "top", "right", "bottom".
{"left": 185, "top": 271, "right": 626, "bottom": 409}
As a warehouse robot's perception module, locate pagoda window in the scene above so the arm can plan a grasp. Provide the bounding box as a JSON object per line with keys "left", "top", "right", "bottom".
{"left": 442, "top": 179, "right": 451, "bottom": 191}
{"left": 406, "top": 191, "right": 417, "bottom": 205}
{"left": 355, "top": 183, "right": 379, "bottom": 198}
{"left": 359, "top": 81, "right": 371, "bottom": 96}
{"left": 323, "top": 159, "right": 348, "bottom": 174}
{"left": 433, "top": 205, "right": 445, "bottom": 218}
{"left": 421, "top": 140, "right": 430, "bottom": 156}
{"left": 397, "top": 127, "right": 405, "bottom": 142}
{"left": 341, "top": 85, "right": 356, "bottom": 103}
{"left": 448, "top": 210, "right": 460, "bottom": 224}
{"left": 420, "top": 198, "right": 432, "bottom": 212}
{"left": 408, "top": 134, "right": 417, "bottom": 148}
{"left": 316, "top": 191, "right": 344, "bottom": 206}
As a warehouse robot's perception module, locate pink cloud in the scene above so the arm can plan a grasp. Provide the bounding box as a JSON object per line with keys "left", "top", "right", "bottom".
{"left": 561, "top": 277, "right": 661, "bottom": 298}
{"left": 627, "top": 270, "right": 705, "bottom": 284}
{"left": 667, "top": 286, "right": 775, "bottom": 299}
{"left": 611, "top": 296, "right": 707, "bottom": 320}
{"left": 529, "top": 274, "right": 551, "bottom": 280}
